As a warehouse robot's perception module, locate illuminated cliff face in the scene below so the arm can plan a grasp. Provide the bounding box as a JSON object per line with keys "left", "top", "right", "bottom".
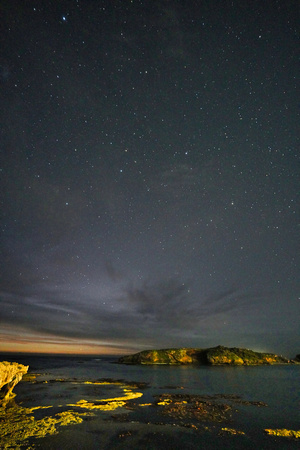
{"left": 0, "top": 361, "right": 28, "bottom": 402}
{"left": 119, "top": 346, "right": 291, "bottom": 365}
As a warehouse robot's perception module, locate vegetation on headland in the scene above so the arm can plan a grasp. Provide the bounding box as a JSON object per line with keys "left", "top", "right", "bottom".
{"left": 118, "top": 345, "right": 292, "bottom": 365}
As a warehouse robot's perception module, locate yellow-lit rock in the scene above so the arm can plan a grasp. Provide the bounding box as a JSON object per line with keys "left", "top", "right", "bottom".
{"left": 221, "top": 427, "right": 245, "bottom": 435}
{"left": 0, "top": 401, "right": 92, "bottom": 448}
{"left": 67, "top": 387, "right": 143, "bottom": 411}
{"left": 0, "top": 377, "right": 143, "bottom": 448}
{"left": 265, "top": 428, "right": 300, "bottom": 438}
{"left": 0, "top": 361, "right": 29, "bottom": 402}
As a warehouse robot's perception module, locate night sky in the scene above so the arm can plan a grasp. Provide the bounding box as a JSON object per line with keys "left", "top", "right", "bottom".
{"left": 1, "top": 1, "right": 299, "bottom": 356}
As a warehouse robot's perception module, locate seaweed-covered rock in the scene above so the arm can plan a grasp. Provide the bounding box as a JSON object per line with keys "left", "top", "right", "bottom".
{"left": 265, "top": 428, "right": 300, "bottom": 439}
{"left": 118, "top": 346, "right": 290, "bottom": 366}
{"left": 0, "top": 361, "right": 29, "bottom": 401}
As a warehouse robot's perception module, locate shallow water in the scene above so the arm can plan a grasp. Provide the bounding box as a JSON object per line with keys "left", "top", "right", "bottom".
{"left": 1, "top": 354, "right": 299, "bottom": 449}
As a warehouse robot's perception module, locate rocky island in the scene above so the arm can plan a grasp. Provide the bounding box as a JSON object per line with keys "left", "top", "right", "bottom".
{"left": 118, "top": 345, "right": 292, "bottom": 365}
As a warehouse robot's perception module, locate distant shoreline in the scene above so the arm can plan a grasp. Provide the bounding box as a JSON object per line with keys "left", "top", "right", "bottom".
{"left": 118, "top": 345, "right": 299, "bottom": 366}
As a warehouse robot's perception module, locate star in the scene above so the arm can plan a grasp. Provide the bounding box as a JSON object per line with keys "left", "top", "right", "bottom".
{"left": 0, "top": 0, "right": 298, "bottom": 358}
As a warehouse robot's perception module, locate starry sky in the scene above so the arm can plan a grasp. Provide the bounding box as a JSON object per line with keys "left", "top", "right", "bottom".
{"left": 1, "top": 0, "right": 299, "bottom": 357}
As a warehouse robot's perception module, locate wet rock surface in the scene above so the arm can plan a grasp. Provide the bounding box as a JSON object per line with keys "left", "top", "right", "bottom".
{"left": 153, "top": 393, "right": 233, "bottom": 423}
{"left": 110, "top": 391, "right": 269, "bottom": 434}
{"left": 1, "top": 370, "right": 298, "bottom": 448}
{"left": 265, "top": 429, "right": 300, "bottom": 439}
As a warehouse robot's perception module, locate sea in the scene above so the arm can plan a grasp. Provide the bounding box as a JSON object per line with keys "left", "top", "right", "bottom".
{"left": 1, "top": 353, "right": 299, "bottom": 449}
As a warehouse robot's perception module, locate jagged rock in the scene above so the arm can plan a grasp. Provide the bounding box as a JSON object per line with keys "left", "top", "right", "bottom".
{"left": 0, "top": 361, "right": 29, "bottom": 402}
{"left": 118, "top": 346, "right": 290, "bottom": 366}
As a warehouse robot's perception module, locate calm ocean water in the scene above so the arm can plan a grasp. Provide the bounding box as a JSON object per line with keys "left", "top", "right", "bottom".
{"left": 1, "top": 353, "right": 299, "bottom": 449}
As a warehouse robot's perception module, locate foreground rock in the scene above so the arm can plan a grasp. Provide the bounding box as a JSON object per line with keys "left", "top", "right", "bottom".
{"left": 0, "top": 361, "right": 29, "bottom": 402}
{"left": 118, "top": 346, "right": 290, "bottom": 365}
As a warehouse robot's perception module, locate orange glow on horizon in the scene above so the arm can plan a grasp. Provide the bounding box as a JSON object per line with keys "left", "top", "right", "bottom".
{"left": 0, "top": 328, "right": 138, "bottom": 356}
{"left": 0, "top": 341, "right": 129, "bottom": 355}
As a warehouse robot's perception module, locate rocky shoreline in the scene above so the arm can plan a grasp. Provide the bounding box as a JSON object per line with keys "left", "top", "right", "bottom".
{"left": 0, "top": 357, "right": 299, "bottom": 447}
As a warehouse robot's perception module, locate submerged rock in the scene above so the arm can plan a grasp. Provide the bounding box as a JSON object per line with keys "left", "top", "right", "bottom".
{"left": 154, "top": 393, "right": 233, "bottom": 423}
{"left": 220, "top": 428, "right": 245, "bottom": 436}
{"left": 118, "top": 346, "right": 290, "bottom": 365}
{"left": 0, "top": 361, "right": 29, "bottom": 402}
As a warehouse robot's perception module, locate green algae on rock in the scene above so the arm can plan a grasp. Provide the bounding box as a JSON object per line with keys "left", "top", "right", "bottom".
{"left": 220, "top": 427, "right": 245, "bottom": 436}
{"left": 118, "top": 345, "right": 290, "bottom": 365}
{"left": 0, "top": 376, "right": 144, "bottom": 448}
{"left": 154, "top": 393, "right": 232, "bottom": 423}
{"left": 265, "top": 429, "right": 300, "bottom": 439}
{"left": 67, "top": 387, "right": 143, "bottom": 411}
{"left": 0, "top": 401, "right": 92, "bottom": 449}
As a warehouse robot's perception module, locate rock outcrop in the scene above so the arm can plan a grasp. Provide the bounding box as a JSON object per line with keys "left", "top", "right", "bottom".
{"left": 205, "top": 346, "right": 289, "bottom": 365}
{"left": 118, "top": 346, "right": 290, "bottom": 365}
{"left": 119, "top": 348, "right": 205, "bottom": 365}
{"left": 0, "top": 361, "right": 29, "bottom": 402}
